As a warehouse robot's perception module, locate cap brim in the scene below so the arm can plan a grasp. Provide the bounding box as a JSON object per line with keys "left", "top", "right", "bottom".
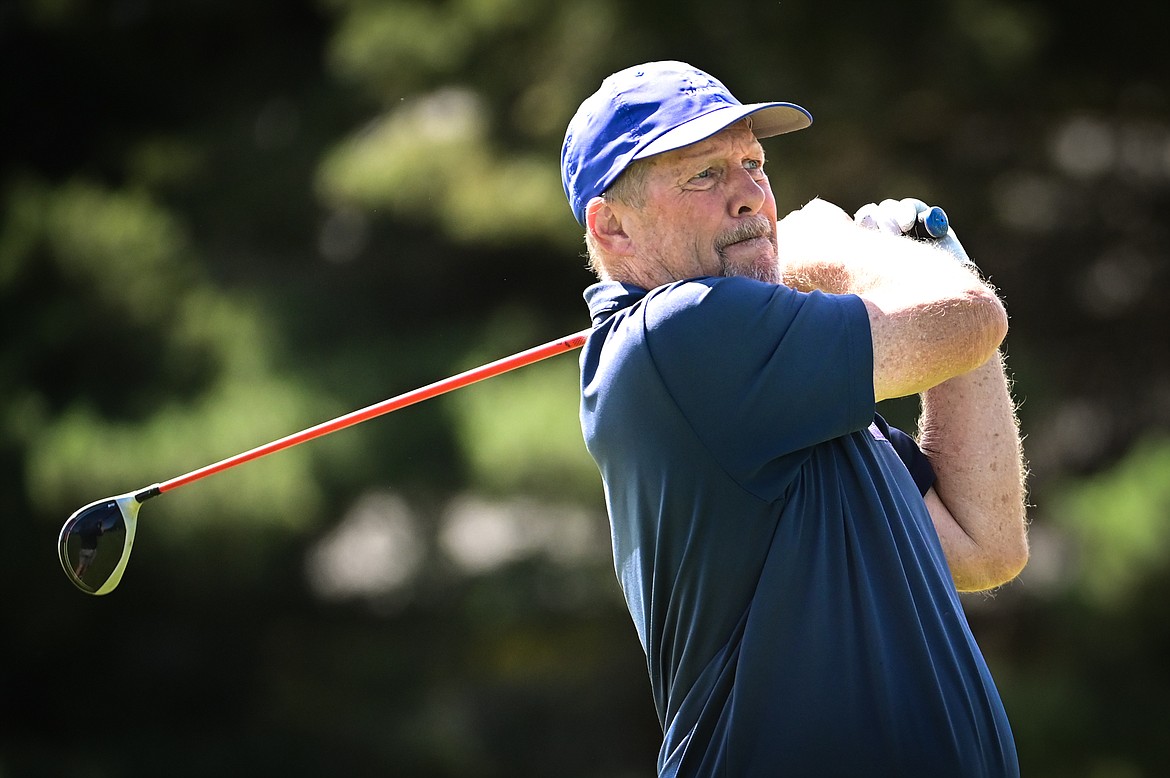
{"left": 636, "top": 102, "right": 812, "bottom": 160}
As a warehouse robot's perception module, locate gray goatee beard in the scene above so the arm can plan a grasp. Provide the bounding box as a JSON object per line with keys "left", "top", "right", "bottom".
{"left": 715, "top": 218, "right": 779, "bottom": 283}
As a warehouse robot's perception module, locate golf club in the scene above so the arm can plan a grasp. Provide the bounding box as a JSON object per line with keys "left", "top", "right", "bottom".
{"left": 58, "top": 328, "right": 591, "bottom": 595}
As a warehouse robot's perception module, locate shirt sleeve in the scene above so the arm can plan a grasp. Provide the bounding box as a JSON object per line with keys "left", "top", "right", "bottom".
{"left": 640, "top": 276, "right": 875, "bottom": 500}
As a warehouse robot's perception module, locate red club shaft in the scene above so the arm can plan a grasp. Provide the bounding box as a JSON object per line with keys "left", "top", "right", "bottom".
{"left": 143, "top": 329, "right": 590, "bottom": 498}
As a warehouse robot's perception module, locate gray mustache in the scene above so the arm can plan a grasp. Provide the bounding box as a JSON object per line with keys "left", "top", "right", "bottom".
{"left": 716, "top": 218, "right": 774, "bottom": 250}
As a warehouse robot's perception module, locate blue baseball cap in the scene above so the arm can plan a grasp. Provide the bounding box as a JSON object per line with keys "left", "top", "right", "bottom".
{"left": 561, "top": 61, "right": 813, "bottom": 225}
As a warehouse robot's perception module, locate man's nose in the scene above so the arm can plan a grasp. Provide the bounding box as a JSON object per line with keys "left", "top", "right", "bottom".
{"left": 730, "top": 169, "right": 767, "bottom": 216}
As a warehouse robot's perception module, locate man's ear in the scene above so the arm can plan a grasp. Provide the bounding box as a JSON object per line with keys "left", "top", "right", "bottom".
{"left": 585, "top": 197, "right": 635, "bottom": 257}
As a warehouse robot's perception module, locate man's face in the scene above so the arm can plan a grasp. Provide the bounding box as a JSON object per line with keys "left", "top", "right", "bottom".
{"left": 618, "top": 123, "right": 780, "bottom": 284}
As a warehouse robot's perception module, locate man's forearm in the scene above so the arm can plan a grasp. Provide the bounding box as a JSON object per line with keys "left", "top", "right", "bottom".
{"left": 777, "top": 199, "right": 1008, "bottom": 401}
{"left": 918, "top": 352, "right": 1029, "bottom": 588}
{"left": 778, "top": 207, "right": 980, "bottom": 297}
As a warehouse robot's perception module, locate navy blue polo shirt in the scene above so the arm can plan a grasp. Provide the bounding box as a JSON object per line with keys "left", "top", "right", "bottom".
{"left": 580, "top": 276, "right": 1017, "bottom": 778}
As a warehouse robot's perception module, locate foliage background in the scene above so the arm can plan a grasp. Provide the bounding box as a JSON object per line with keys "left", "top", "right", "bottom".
{"left": 4, "top": 0, "right": 1170, "bottom": 775}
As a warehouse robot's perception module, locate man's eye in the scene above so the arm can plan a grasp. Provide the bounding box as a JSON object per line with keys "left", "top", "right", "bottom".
{"left": 691, "top": 169, "right": 712, "bottom": 181}
{"left": 744, "top": 159, "right": 762, "bottom": 171}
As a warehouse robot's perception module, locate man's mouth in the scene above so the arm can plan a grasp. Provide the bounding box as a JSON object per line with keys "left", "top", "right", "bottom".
{"left": 716, "top": 220, "right": 775, "bottom": 253}
{"left": 717, "top": 233, "right": 775, "bottom": 258}
{"left": 726, "top": 235, "right": 770, "bottom": 249}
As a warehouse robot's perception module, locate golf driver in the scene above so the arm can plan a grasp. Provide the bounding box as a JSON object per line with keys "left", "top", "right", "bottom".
{"left": 58, "top": 328, "right": 591, "bottom": 595}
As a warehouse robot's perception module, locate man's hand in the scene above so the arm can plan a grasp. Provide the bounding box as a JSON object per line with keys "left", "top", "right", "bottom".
{"left": 854, "top": 198, "right": 922, "bottom": 236}
{"left": 854, "top": 197, "right": 979, "bottom": 272}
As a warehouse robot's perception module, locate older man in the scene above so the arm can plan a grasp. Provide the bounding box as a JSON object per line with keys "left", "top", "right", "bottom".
{"left": 561, "top": 61, "right": 1028, "bottom": 777}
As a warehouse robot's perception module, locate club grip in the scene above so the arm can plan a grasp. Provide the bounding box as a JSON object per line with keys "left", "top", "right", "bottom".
{"left": 910, "top": 205, "right": 949, "bottom": 240}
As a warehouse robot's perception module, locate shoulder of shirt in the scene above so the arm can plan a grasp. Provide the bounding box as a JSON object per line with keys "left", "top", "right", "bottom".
{"left": 642, "top": 276, "right": 792, "bottom": 327}
{"left": 587, "top": 276, "right": 848, "bottom": 341}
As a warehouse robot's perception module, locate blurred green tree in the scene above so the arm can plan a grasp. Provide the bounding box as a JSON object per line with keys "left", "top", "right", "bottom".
{"left": 4, "top": 0, "right": 1170, "bottom": 775}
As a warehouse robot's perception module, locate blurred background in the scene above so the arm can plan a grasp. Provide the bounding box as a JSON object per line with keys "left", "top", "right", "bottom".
{"left": 3, "top": 0, "right": 1169, "bottom": 775}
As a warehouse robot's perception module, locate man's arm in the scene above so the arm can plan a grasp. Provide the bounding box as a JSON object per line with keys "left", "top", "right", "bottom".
{"left": 920, "top": 353, "right": 1028, "bottom": 591}
{"left": 776, "top": 198, "right": 1027, "bottom": 589}
{"left": 776, "top": 199, "right": 1006, "bottom": 401}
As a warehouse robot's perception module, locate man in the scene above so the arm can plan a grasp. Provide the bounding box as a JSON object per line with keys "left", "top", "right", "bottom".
{"left": 560, "top": 61, "right": 1029, "bottom": 777}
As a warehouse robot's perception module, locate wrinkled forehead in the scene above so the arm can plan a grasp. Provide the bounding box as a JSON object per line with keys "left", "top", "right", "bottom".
{"left": 656, "top": 120, "right": 764, "bottom": 166}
